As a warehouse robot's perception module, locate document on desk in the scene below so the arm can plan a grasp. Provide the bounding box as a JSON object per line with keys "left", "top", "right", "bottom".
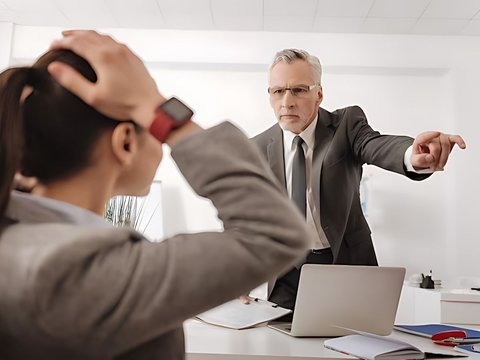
{"left": 195, "top": 298, "right": 291, "bottom": 330}
{"left": 454, "top": 344, "right": 480, "bottom": 357}
{"left": 325, "top": 328, "right": 466, "bottom": 360}
{"left": 324, "top": 330, "right": 425, "bottom": 360}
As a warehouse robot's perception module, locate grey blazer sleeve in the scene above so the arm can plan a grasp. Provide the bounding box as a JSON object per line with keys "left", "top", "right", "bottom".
{"left": 345, "top": 106, "right": 428, "bottom": 180}
{"left": 32, "top": 122, "right": 311, "bottom": 355}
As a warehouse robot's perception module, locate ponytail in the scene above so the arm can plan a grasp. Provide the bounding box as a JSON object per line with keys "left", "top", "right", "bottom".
{"left": 0, "top": 67, "right": 30, "bottom": 219}
{"left": 1, "top": 50, "right": 121, "bottom": 221}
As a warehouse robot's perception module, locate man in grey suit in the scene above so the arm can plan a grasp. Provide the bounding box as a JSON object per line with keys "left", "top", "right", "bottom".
{"left": 251, "top": 49, "right": 466, "bottom": 310}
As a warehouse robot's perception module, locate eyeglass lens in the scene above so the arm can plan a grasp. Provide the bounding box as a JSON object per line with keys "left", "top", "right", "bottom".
{"left": 268, "top": 85, "right": 315, "bottom": 97}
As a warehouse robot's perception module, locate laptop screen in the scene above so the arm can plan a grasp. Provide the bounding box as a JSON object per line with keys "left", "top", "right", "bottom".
{"left": 271, "top": 264, "right": 405, "bottom": 337}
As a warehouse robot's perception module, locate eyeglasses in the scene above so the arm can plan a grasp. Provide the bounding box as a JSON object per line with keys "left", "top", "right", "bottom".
{"left": 268, "top": 84, "right": 318, "bottom": 98}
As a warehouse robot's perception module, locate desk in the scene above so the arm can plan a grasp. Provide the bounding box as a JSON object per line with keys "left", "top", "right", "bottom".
{"left": 184, "top": 319, "right": 470, "bottom": 359}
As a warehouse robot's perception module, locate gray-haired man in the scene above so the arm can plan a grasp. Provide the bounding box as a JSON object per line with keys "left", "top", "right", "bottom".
{"left": 251, "top": 48, "right": 465, "bottom": 310}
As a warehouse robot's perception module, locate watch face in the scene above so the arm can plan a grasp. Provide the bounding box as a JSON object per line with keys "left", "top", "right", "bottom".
{"left": 161, "top": 97, "right": 194, "bottom": 123}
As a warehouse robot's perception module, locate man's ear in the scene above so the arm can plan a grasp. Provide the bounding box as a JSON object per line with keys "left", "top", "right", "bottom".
{"left": 316, "top": 86, "right": 323, "bottom": 106}
{"left": 110, "top": 123, "right": 138, "bottom": 166}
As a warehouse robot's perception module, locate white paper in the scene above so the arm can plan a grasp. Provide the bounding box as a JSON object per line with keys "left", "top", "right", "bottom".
{"left": 324, "top": 330, "right": 424, "bottom": 360}
{"left": 454, "top": 345, "right": 480, "bottom": 358}
{"left": 196, "top": 298, "right": 291, "bottom": 329}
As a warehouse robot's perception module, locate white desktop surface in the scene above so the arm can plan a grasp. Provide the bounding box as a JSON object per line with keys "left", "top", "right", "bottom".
{"left": 185, "top": 319, "right": 475, "bottom": 360}
{"left": 185, "top": 318, "right": 351, "bottom": 359}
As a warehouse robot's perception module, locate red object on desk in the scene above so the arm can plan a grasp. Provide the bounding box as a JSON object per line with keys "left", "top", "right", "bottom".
{"left": 432, "top": 330, "right": 468, "bottom": 346}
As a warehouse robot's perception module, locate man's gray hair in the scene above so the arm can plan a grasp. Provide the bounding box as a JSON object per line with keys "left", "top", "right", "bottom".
{"left": 270, "top": 48, "right": 322, "bottom": 85}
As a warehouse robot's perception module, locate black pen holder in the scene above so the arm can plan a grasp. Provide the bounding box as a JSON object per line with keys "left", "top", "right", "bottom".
{"left": 420, "top": 275, "right": 435, "bottom": 289}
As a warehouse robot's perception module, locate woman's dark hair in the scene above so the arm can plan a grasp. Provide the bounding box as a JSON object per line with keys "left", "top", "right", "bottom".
{"left": 0, "top": 50, "right": 121, "bottom": 218}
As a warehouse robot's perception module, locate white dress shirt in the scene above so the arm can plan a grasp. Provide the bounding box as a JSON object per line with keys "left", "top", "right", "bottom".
{"left": 282, "top": 116, "right": 329, "bottom": 249}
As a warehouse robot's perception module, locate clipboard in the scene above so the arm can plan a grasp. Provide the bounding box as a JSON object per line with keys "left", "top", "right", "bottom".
{"left": 195, "top": 298, "right": 291, "bottom": 329}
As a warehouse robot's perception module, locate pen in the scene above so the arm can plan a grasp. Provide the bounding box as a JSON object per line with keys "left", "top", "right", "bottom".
{"left": 471, "top": 287, "right": 480, "bottom": 291}
{"left": 244, "top": 296, "right": 281, "bottom": 308}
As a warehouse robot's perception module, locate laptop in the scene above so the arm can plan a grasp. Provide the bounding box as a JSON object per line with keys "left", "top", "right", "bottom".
{"left": 268, "top": 264, "right": 405, "bottom": 337}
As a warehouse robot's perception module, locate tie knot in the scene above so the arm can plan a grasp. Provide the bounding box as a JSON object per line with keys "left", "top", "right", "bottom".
{"left": 293, "top": 136, "right": 304, "bottom": 148}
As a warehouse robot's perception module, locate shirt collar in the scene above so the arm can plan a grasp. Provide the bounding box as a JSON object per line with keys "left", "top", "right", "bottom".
{"left": 6, "top": 191, "right": 110, "bottom": 227}
{"left": 282, "top": 114, "right": 318, "bottom": 151}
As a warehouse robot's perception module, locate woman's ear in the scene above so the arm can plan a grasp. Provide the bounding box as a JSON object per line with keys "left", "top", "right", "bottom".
{"left": 110, "top": 123, "right": 138, "bottom": 166}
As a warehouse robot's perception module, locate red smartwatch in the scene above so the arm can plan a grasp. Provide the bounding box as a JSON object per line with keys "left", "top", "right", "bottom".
{"left": 148, "top": 97, "right": 194, "bottom": 142}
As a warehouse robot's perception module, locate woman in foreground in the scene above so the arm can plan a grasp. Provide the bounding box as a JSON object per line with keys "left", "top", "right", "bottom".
{"left": 0, "top": 30, "right": 310, "bottom": 359}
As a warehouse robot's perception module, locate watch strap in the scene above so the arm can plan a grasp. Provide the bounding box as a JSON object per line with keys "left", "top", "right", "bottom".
{"left": 148, "top": 106, "right": 176, "bottom": 142}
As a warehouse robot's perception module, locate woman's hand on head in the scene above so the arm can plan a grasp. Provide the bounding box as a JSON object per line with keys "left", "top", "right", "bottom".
{"left": 48, "top": 30, "right": 164, "bottom": 129}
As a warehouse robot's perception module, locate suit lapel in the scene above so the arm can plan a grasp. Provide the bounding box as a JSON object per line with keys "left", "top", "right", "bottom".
{"left": 266, "top": 126, "right": 287, "bottom": 191}
{"left": 264, "top": 126, "right": 287, "bottom": 297}
{"left": 312, "top": 108, "right": 334, "bottom": 218}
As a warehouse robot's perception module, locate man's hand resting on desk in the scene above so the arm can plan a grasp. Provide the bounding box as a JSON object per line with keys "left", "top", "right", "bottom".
{"left": 411, "top": 131, "right": 466, "bottom": 172}
{"left": 240, "top": 295, "right": 251, "bottom": 304}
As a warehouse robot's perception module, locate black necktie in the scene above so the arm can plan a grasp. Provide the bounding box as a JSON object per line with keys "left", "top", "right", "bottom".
{"left": 292, "top": 136, "right": 306, "bottom": 218}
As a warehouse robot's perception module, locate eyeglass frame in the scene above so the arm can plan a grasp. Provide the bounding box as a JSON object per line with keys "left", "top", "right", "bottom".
{"left": 267, "top": 84, "right": 319, "bottom": 98}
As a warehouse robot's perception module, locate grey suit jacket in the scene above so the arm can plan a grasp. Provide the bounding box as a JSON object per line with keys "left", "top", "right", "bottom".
{"left": 0, "top": 122, "right": 310, "bottom": 359}
{"left": 252, "top": 106, "right": 429, "bottom": 267}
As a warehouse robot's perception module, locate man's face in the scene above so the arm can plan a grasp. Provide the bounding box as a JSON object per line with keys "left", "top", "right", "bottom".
{"left": 268, "top": 60, "right": 323, "bottom": 134}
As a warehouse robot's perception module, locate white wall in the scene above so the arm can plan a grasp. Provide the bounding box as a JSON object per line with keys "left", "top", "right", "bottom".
{"left": 7, "top": 25, "right": 480, "bottom": 287}
{"left": 0, "top": 22, "right": 13, "bottom": 69}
